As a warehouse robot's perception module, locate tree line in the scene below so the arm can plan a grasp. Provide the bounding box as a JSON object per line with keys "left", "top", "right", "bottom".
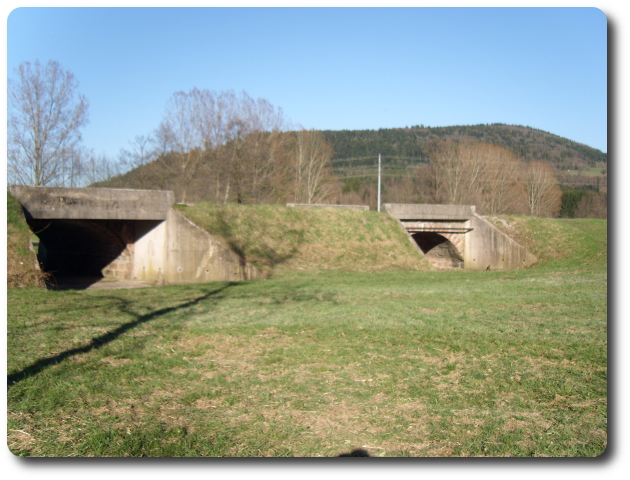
{"left": 7, "top": 60, "right": 337, "bottom": 206}
{"left": 95, "top": 89, "right": 337, "bottom": 206}
{"left": 7, "top": 60, "right": 605, "bottom": 219}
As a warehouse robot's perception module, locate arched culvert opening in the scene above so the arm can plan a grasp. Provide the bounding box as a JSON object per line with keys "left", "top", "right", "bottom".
{"left": 27, "top": 219, "right": 131, "bottom": 288}
{"left": 411, "top": 232, "right": 464, "bottom": 270}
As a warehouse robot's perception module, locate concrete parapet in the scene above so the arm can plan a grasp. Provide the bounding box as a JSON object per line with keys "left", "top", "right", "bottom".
{"left": 8, "top": 185, "right": 174, "bottom": 220}
{"left": 384, "top": 203, "right": 475, "bottom": 221}
{"left": 287, "top": 203, "right": 370, "bottom": 210}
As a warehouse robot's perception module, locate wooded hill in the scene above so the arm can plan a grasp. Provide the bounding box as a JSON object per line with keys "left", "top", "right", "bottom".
{"left": 323, "top": 124, "right": 607, "bottom": 176}
{"left": 92, "top": 123, "right": 606, "bottom": 218}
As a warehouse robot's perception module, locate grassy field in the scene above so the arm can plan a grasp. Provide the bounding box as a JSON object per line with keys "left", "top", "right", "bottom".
{"left": 6, "top": 213, "right": 607, "bottom": 457}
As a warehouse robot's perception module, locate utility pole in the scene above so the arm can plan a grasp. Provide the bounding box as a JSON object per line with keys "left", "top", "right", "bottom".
{"left": 377, "top": 153, "right": 381, "bottom": 212}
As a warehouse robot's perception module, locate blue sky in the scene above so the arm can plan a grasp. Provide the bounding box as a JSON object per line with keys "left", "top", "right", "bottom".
{"left": 5, "top": 6, "right": 608, "bottom": 161}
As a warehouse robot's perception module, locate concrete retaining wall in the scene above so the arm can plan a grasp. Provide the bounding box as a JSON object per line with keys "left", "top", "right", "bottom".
{"left": 133, "top": 208, "right": 259, "bottom": 284}
{"left": 465, "top": 214, "right": 537, "bottom": 270}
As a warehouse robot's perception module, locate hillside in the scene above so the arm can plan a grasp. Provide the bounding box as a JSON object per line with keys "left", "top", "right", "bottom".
{"left": 487, "top": 214, "right": 607, "bottom": 271}
{"left": 93, "top": 124, "right": 606, "bottom": 203}
{"left": 174, "top": 203, "right": 430, "bottom": 276}
{"left": 324, "top": 124, "right": 607, "bottom": 174}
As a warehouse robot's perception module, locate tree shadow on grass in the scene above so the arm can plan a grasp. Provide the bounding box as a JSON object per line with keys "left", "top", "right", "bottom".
{"left": 338, "top": 448, "right": 371, "bottom": 457}
{"left": 7, "top": 282, "right": 240, "bottom": 388}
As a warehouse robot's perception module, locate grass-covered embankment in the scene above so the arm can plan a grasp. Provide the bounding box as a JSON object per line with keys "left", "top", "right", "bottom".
{"left": 6, "top": 192, "right": 45, "bottom": 288}
{"left": 174, "top": 203, "right": 430, "bottom": 275}
{"left": 7, "top": 210, "right": 606, "bottom": 457}
{"left": 490, "top": 214, "right": 607, "bottom": 272}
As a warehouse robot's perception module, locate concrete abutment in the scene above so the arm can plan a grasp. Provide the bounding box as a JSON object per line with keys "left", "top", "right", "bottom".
{"left": 9, "top": 186, "right": 260, "bottom": 287}
{"left": 384, "top": 203, "right": 537, "bottom": 271}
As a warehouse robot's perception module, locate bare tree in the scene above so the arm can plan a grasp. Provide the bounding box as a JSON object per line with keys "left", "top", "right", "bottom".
{"left": 525, "top": 161, "right": 562, "bottom": 217}
{"left": 237, "top": 130, "right": 292, "bottom": 204}
{"left": 475, "top": 143, "right": 527, "bottom": 215}
{"left": 8, "top": 60, "right": 89, "bottom": 186}
{"left": 155, "top": 90, "right": 209, "bottom": 203}
{"left": 428, "top": 140, "right": 482, "bottom": 206}
{"left": 218, "top": 94, "right": 289, "bottom": 204}
{"left": 292, "top": 129, "right": 337, "bottom": 204}
{"left": 155, "top": 88, "right": 289, "bottom": 204}
{"left": 83, "top": 152, "right": 123, "bottom": 186}
{"left": 118, "top": 134, "right": 158, "bottom": 189}
{"left": 575, "top": 191, "right": 607, "bottom": 219}
{"left": 427, "top": 140, "right": 529, "bottom": 215}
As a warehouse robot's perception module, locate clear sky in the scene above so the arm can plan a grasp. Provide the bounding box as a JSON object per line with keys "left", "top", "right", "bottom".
{"left": 5, "top": 5, "right": 608, "bottom": 161}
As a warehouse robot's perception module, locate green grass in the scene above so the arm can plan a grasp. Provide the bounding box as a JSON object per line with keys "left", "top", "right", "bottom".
{"left": 173, "top": 203, "right": 429, "bottom": 275}
{"left": 7, "top": 217, "right": 607, "bottom": 457}
{"left": 6, "top": 192, "right": 45, "bottom": 288}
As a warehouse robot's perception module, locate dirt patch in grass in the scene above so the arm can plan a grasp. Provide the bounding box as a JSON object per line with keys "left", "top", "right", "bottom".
{"left": 7, "top": 412, "right": 38, "bottom": 453}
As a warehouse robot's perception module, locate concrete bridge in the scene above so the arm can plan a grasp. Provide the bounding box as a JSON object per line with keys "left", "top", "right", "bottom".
{"left": 8, "top": 187, "right": 536, "bottom": 289}
{"left": 384, "top": 203, "right": 537, "bottom": 270}
{"left": 9, "top": 186, "right": 259, "bottom": 288}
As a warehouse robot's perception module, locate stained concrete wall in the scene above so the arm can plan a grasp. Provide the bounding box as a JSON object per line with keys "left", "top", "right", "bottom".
{"left": 8, "top": 185, "right": 174, "bottom": 220}
{"left": 9, "top": 185, "right": 259, "bottom": 284}
{"left": 384, "top": 203, "right": 537, "bottom": 271}
{"left": 133, "top": 209, "right": 259, "bottom": 284}
{"left": 465, "top": 214, "right": 537, "bottom": 270}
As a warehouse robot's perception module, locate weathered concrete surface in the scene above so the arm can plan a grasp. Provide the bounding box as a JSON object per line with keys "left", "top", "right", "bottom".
{"left": 133, "top": 208, "right": 259, "bottom": 284}
{"left": 466, "top": 213, "right": 537, "bottom": 271}
{"left": 10, "top": 186, "right": 259, "bottom": 285}
{"left": 384, "top": 203, "right": 537, "bottom": 271}
{"left": 8, "top": 185, "right": 174, "bottom": 220}
{"left": 384, "top": 203, "right": 474, "bottom": 221}
{"left": 287, "top": 203, "right": 370, "bottom": 210}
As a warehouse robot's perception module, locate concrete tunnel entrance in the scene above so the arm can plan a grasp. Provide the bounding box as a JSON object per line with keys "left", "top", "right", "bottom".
{"left": 26, "top": 218, "right": 161, "bottom": 287}
{"left": 411, "top": 232, "right": 464, "bottom": 269}
{"left": 9, "top": 186, "right": 260, "bottom": 287}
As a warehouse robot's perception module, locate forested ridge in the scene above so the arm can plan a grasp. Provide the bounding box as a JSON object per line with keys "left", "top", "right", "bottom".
{"left": 323, "top": 124, "right": 607, "bottom": 173}
{"left": 93, "top": 122, "right": 607, "bottom": 219}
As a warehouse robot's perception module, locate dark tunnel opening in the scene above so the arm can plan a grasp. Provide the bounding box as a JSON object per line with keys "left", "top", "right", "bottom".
{"left": 27, "top": 219, "right": 130, "bottom": 288}
{"left": 411, "top": 232, "right": 464, "bottom": 269}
